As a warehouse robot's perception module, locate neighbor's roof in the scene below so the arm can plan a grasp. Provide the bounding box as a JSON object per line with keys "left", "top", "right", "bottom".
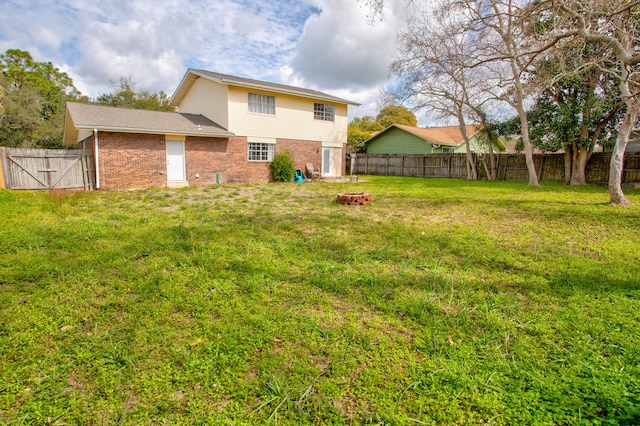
{"left": 64, "top": 102, "right": 234, "bottom": 144}
{"left": 170, "top": 69, "right": 360, "bottom": 107}
{"left": 368, "top": 124, "right": 482, "bottom": 146}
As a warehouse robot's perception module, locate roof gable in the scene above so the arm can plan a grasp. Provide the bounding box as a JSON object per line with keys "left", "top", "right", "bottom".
{"left": 170, "top": 69, "right": 360, "bottom": 107}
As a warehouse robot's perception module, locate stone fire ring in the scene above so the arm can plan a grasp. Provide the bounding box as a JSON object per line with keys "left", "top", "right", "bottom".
{"left": 336, "top": 192, "right": 371, "bottom": 206}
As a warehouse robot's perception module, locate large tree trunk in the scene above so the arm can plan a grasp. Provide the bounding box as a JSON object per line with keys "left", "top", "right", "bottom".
{"left": 514, "top": 85, "right": 540, "bottom": 186}
{"left": 570, "top": 124, "right": 593, "bottom": 185}
{"left": 486, "top": 134, "right": 497, "bottom": 181}
{"left": 465, "top": 145, "right": 478, "bottom": 180}
{"left": 609, "top": 109, "right": 634, "bottom": 206}
{"left": 570, "top": 144, "right": 590, "bottom": 185}
{"left": 609, "top": 68, "right": 638, "bottom": 206}
{"left": 458, "top": 115, "right": 478, "bottom": 180}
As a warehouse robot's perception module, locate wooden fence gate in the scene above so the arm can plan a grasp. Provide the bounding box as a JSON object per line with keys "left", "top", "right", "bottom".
{"left": 0, "top": 147, "right": 94, "bottom": 190}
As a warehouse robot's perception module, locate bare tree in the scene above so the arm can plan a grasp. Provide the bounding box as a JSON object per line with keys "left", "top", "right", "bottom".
{"left": 390, "top": 9, "right": 492, "bottom": 179}
{"left": 363, "top": 0, "right": 542, "bottom": 185}
{"left": 454, "top": 0, "right": 544, "bottom": 186}
{"left": 363, "top": 0, "right": 640, "bottom": 203}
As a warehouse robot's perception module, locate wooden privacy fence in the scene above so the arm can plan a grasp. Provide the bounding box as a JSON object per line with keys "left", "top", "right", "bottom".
{"left": 351, "top": 153, "right": 640, "bottom": 183}
{"left": 0, "top": 147, "right": 95, "bottom": 190}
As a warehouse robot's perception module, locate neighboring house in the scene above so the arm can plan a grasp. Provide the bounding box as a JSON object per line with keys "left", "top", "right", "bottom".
{"left": 64, "top": 69, "right": 359, "bottom": 190}
{"left": 362, "top": 124, "right": 502, "bottom": 154}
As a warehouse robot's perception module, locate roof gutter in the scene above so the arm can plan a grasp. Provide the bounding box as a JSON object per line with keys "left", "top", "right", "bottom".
{"left": 94, "top": 129, "right": 100, "bottom": 189}
{"left": 77, "top": 126, "right": 234, "bottom": 138}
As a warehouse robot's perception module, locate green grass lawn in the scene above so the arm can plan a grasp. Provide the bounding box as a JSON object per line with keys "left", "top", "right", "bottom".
{"left": 1, "top": 177, "right": 639, "bottom": 425}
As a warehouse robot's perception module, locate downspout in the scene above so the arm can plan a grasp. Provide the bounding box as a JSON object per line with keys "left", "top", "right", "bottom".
{"left": 94, "top": 129, "right": 101, "bottom": 189}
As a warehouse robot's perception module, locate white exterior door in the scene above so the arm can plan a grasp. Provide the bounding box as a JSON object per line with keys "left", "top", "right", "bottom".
{"left": 322, "top": 147, "right": 332, "bottom": 176}
{"left": 166, "top": 140, "right": 186, "bottom": 182}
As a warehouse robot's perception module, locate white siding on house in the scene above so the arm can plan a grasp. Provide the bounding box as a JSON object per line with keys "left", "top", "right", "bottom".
{"left": 227, "top": 86, "right": 348, "bottom": 143}
{"left": 177, "top": 78, "right": 230, "bottom": 129}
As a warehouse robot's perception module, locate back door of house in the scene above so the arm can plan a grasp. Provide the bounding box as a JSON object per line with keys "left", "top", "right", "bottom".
{"left": 322, "top": 147, "right": 332, "bottom": 176}
{"left": 166, "top": 140, "right": 185, "bottom": 182}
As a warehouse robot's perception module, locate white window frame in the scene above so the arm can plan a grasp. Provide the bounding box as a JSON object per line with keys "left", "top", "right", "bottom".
{"left": 248, "top": 93, "right": 275, "bottom": 115}
{"left": 314, "top": 103, "right": 335, "bottom": 121}
{"left": 248, "top": 142, "right": 275, "bottom": 162}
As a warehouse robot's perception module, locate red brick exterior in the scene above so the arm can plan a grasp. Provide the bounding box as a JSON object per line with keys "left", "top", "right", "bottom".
{"left": 83, "top": 132, "right": 166, "bottom": 190}
{"left": 186, "top": 137, "right": 322, "bottom": 184}
{"left": 276, "top": 139, "right": 322, "bottom": 177}
{"left": 81, "top": 132, "right": 326, "bottom": 190}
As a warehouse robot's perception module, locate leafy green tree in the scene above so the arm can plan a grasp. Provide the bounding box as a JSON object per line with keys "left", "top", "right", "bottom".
{"left": 496, "top": 44, "right": 622, "bottom": 185}
{"left": 0, "top": 49, "right": 84, "bottom": 148}
{"left": 375, "top": 105, "right": 417, "bottom": 128}
{"left": 0, "top": 84, "right": 4, "bottom": 115}
{"left": 347, "top": 115, "right": 383, "bottom": 153}
{"left": 350, "top": 115, "right": 380, "bottom": 131}
{"left": 95, "top": 77, "right": 173, "bottom": 112}
{"left": 0, "top": 76, "right": 42, "bottom": 147}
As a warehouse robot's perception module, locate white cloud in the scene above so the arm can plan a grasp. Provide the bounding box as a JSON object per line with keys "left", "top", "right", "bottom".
{"left": 0, "top": 0, "right": 412, "bottom": 120}
{"left": 285, "top": 0, "right": 412, "bottom": 119}
{"left": 289, "top": 0, "right": 407, "bottom": 90}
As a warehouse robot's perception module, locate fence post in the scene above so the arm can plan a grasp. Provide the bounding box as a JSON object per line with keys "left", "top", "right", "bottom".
{"left": 0, "top": 147, "right": 5, "bottom": 189}
{"left": 502, "top": 155, "right": 509, "bottom": 180}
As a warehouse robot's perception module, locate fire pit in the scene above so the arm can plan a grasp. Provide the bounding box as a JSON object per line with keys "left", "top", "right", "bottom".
{"left": 336, "top": 192, "right": 371, "bottom": 206}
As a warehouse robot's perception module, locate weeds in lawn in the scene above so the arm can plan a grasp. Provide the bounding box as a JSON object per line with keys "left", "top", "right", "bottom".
{"left": 0, "top": 177, "right": 639, "bottom": 424}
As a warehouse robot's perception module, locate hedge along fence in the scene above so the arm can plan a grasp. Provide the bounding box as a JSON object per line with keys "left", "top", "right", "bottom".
{"left": 351, "top": 152, "right": 640, "bottom": 183}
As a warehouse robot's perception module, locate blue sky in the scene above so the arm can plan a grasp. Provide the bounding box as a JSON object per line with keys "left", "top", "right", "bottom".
{"left": 0, "top": 0, "right": 413, "bottom": 120}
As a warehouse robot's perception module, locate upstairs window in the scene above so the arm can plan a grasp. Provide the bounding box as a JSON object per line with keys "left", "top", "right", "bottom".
{"left": 248, "top": 93, "right": 275, "bottom": 115}
{"left": 314, "top": 103, "right": 335, "bottom": 121}
{"left": 248, "top": 142, "right": 275, "bottom": 161}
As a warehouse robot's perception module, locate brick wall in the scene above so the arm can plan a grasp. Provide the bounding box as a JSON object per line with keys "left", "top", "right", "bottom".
{"left": 186, "top": 136, "right": 271, "bottom": 184}
{"left": 95, "top": 132, "right": 166, "bottom": 190}
{"left": 276, "top": 139, "right": 322, "bottom": 177}
{"left": 186, "top": 137, "right": 322, "bottom": 184}
{"left": 86, "top": 132, "right": 326, "bottom": 190}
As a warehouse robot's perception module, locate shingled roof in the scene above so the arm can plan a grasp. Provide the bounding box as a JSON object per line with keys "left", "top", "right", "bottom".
{"left": 170, "top": 69, "right": 360, "bottom": 107}
{"left": 64, "top": 102, "right": 233, "bottom": 145}
{"left": 385, "top": 124, "right": 482, "bottom": 146}
{"left": 362, "top": 124, "right": 480, "bottom": 146}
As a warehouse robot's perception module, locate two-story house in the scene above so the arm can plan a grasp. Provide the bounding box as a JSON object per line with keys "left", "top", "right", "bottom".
{"left": 63, "top": 69, "right": 359, "bottom": 190}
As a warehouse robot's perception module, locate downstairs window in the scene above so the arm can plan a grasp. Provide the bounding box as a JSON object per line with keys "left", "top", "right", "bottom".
{"left": 248, "top": 142, "right": 275, "bottom": 161}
